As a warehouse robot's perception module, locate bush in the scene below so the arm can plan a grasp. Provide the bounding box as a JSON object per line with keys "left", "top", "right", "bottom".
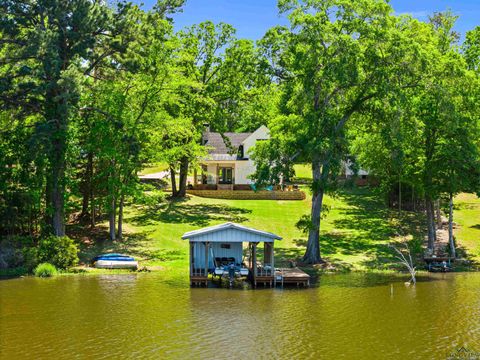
{"left": 37, "top": 236, "right": 79, "bottom": 269}
{"left": 22, "top": 246, "right": 39, "bottom": 272}
{"left": 0, "top": 236, "right": 35, "bottom": 269}
{"left": 136, "top": 190, "right": 166, "bottom": 209}
{"left": 407, "top": 237, "right": 423, "bottom": 257}
{"left": 34, "top": 263, "right": 57, "bottom": 277}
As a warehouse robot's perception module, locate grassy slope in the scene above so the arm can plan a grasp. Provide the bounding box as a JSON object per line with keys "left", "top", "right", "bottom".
{"left": 138, "top": 162, "right": 168, "bottom": 176}
{"left": 454, "top": 193, "right": 480, "bottom": 262}
{"left": 79, "top": 189, "right": 412, "bottom": 273}
{"left": 76, "top": 164, "right": 479, "bottom": 274}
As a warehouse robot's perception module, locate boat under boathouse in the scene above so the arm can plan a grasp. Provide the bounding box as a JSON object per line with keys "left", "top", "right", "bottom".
{"left": 182, "top": 222, "right": 281, "bottom": 287}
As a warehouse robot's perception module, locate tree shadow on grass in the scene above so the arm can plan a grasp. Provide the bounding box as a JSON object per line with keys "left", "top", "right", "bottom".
{"left": 68, "top": 224, "right": 163, "bottom": 264}
{"left": 471, "top": 224, "right": 480, "bottom": 230}
{"left": 130, "top": 199, "right": 252, "bottom": 227}
{"left": 317, "top": 188, "right": 425, "bottom": 269}
{"left": 275, "top": 241, "right": 306, "bottom": 265}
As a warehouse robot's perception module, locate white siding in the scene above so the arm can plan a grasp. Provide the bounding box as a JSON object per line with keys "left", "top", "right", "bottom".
{"left": 234, "top": 160, "right": 255, "bottom": 184}
{"left": 343, "top": 160, "right": 369, "bottom": 176}
{"left": 206, "top": 164, "right": 217, "bottom": 184}
{"left": 242, "top": 125, "right": 270, "bottom": 159}
{"left": 201, "top": 126, "right": 271, "bottom": 185}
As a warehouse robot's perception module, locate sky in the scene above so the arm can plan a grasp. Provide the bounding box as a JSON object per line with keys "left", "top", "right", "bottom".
{"left": 134, "top": 0, "right": 480, "bottom": 41}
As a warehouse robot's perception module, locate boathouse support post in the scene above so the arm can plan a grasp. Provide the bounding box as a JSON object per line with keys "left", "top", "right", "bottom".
{"left": 271, "top": 242, "right": 274, "bottom": 275}
{"left": 204, "top": 241, "right": 209, "bottom": 279}
{"left": 252, "top": 242, "right": 257, "bottom": 288}
{"left": 189, "top": 241, "right": 194, "bottom": 285}
{"left": 273, "top": 242, "right": 277, "bottom": 287}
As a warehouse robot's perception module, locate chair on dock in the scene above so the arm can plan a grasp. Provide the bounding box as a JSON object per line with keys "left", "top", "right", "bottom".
{"left": 424, "top": 253, "right": 453, "bottom": 272}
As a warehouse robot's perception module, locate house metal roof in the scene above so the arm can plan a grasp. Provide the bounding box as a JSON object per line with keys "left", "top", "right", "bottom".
{"left": 181, "top": 222, "right": 282, "bottom": 242}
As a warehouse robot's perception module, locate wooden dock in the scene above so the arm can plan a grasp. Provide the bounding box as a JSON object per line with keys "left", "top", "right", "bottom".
{"left": 275, "top": 268, "right": 310, "bottom": 287}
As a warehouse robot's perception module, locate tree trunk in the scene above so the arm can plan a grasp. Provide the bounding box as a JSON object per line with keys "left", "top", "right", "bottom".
{"left": 177, "top": 157, "right": 189, "bottom": 198}
{"left": 425, "top": 197, "right": 436, "bottom": 251}
{"left": 42, "top": 26, "right": 70, "bottom": 237}
{"left": 398, "top": 179, "right": 402, "bottom": 214}
{"left": 170, "top": 166, "right": 177, "bottom": 197}
{"left": 47, "top": 123, "right": 67, "bottom": 237}
{"left": 80, "top": 152, "right": 93, "bottom": 220}
{"left": 117, "top": 193, "right": 124, "bottom": 240}
{"left": 448, "top": 193, "right": 455, "bottom": 258}
{"left": 303, "top": 158, "right": 326, "bottom": 264}
{"left": 90, "top": 190, "right": 95, "bottom": 227}
{"left": 109, "top": 195, "right": 116, "bottom": 241}
{"left": 412, "top": 187, "right": 415, "bottom": 212}
{"left": 435, "top": 199, "right": 442, "bottom": 228}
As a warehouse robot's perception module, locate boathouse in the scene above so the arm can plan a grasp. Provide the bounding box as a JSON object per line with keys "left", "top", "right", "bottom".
{"left": 182, "top": 222, "right": 281, "bottom": 287}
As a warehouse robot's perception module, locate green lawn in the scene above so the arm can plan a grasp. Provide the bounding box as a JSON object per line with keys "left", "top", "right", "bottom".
{"left": 454, "top": 193, "right": 480, "bottom": 262}
{"left": 138, "top": 162, "right": 168, "bottom": 176}
{"left": 293, "top": 163, "right": 311, "bottom": 180}
{"left": 74, "top": 162, "right": 480, "bottom": 274}
{"left": 76, "top": 187, "right": 428, "bottom": 273}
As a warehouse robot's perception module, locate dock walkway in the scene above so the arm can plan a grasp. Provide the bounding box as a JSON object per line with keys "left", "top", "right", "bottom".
{"left": 275, "top": 268, "right": 310, "bottom": 287}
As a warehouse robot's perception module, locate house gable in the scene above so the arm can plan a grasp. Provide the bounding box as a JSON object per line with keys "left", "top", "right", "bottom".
{"left": 241, "top": 125, "right": 270, "bottom": 159}
{"left": 202, "top": 125, "right": 269, "bottom": 161}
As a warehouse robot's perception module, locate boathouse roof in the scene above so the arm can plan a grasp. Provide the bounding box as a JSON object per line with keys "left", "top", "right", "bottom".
{"left": 181, "top": 222, "right": 282, "bottom": 243}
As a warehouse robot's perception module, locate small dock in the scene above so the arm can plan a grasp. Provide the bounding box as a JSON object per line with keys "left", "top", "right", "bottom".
{"left": 182, "top": 223, "right": 311, "bottom": 289}
{"left": 275, "top": 268, "right": 310, "bottom": 287}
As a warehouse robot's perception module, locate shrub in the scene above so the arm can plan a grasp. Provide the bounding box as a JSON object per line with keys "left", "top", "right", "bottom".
{"left": 407, "top": 237, "right": 423, "bottom": 257}
{"left": 0, "top": 236, "right": 35, "bottom": 269}
{"left": 136, "top": 190, "right": 166, "bottom": 209}
{"left": 37, "top": 236, "right": 79, "bottom": 269}
{"left": 22, "top": 247, "right": 39, "bottom": 272}
{"left": 34, "top": 263, "right": 57, "bottom": 277}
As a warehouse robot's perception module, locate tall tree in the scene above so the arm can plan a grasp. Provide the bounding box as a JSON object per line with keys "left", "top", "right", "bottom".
{"left": 257, "top": 0, "right": 423, "bottom": 263}
{"left": 0, "top": 0, "right": 114, "bottom": 236}
{"left": 167, "top": 21, "right": 266, "bottom": 197}
{"left": 463, "top": 26, "right": 480, "bottom": 72}
{"left": 77, "top": 5, "right": 177, "bottom": 240}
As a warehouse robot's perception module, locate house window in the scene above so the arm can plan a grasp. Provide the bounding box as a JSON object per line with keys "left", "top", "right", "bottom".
{"left": 218, "top": 167, "right": 233, "bottom": 184}
{"left": 238, "top": 145, "right": 244, "bottom": 159}
{"left": 220, "top": 244, "right": 231, "bottom": 249}
{"left": 361, "top": 175, "right": 367, "bottom": 180}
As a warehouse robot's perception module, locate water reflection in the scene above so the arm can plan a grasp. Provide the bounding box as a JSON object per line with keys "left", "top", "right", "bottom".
{"left": 1, "top": 273, "right": 479, "bottom": 359}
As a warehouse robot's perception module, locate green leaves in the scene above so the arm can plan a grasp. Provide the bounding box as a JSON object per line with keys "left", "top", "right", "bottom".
{"left": 463, "top": 26, "right": 480, "bottom": 72}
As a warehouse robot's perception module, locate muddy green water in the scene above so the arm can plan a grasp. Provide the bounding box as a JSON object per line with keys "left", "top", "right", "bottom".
{"left": 1, "top": 272, "right": 479, "bottom": 359}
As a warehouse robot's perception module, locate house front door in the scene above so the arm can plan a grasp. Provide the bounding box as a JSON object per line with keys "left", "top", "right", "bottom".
{"left": 218, "top": 167, "right": 233, "bottom": 184}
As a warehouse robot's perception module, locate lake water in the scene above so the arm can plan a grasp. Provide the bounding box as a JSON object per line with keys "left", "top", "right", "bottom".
{"left": 1, "top": 272, "right": 479, "bottom": 359}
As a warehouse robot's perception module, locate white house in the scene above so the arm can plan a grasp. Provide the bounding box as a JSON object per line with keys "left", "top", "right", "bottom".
{"left": 193, "top": 125, "right": 270, "bottom": 190}
{"left": 191, "top": 125, "right": 371, "bottom": 190}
